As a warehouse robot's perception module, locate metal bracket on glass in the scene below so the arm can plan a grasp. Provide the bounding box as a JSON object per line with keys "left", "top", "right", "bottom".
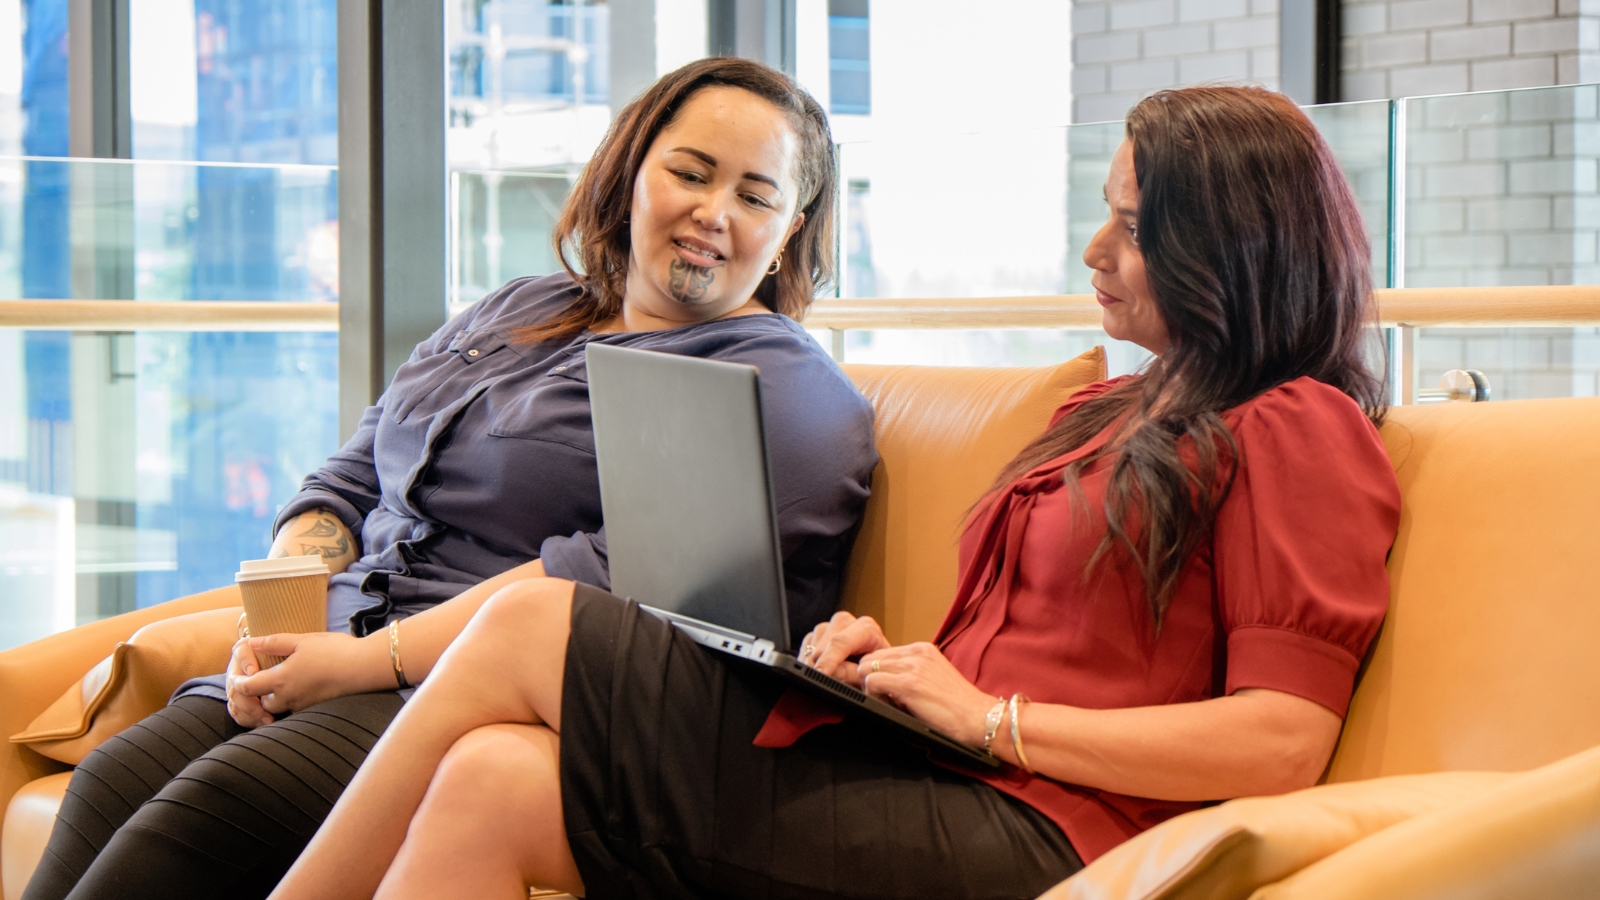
{"left": 1415, "top": 369, "right": 1491, "bottom": 404}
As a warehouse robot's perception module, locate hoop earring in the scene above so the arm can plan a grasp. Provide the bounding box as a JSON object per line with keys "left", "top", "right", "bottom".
{"left": 767, "top": 251, "right": 783, "bottom": 275}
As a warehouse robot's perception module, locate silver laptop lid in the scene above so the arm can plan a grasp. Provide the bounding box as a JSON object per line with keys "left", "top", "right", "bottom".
{"left": 585, "top": 342, "right": 791, "bottom": 650}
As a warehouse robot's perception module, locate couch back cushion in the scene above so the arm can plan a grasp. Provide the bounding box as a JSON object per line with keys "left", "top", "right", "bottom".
{"left": 839, "top": 348, "right": 1107, "bottom": 645}
{"left": 1329, "top": 396, "right": 1600, "bottom": 781}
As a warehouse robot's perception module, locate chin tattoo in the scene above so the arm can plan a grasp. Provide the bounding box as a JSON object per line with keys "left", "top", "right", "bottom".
{"left": 668, "top": 258, "right": 717, "bottom": 302}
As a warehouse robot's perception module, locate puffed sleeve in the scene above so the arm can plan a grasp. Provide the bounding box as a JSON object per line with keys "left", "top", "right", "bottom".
{"left": 1213, "top": 378, "right": 1401, "bottom": 717}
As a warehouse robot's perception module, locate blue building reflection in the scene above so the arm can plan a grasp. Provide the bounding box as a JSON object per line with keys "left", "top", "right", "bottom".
{"left": 146, "top": 0, "right": 340, "bottom": 606}
{"left": 21, "top": 0, "right": 72, "bottom": 506}
{"left": 15, "top": 0, "right": 341, "bottom": 619}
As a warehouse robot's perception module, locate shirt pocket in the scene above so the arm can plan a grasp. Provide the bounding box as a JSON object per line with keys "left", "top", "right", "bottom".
{"left": 389, "top": 329, "right": 513, "bottom": 423}
{"left": 487, "top": 359, "right": 595, "bottom": 454}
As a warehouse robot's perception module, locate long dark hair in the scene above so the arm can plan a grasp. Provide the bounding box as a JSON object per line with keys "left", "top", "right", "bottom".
{"left": 516, "top": 58, "right": 836, "bottom": 343}
{"left": 986, "top": 86, "right": 1385, "bottom": 627}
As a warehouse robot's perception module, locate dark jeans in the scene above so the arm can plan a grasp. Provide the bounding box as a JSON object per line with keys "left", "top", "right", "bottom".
{"left": 22, "top": 691, "right": 404, "bottom": 900}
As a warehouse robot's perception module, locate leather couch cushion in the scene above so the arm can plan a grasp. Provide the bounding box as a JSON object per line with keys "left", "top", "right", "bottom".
{"left": 1253, "top": 743, "right": 1600, "bottom": 899}
{"left": 840, "top": 348, "right": 1107, "bottom": 644}
{"left": 1, "top": 772, "right": 69, "bottom": 900}
{"left": 10, "top": 607, "right": 242, "bottom": 765}
{"left": 1331, "top": 397, "right": 1600, "bottom": 782}
{"left": 1037, "top": 771, "right": 1511, "bottom": 900}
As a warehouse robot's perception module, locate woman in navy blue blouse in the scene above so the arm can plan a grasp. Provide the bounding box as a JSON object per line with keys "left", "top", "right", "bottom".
{"left": 23, "top": 58, "right": 876, "bottom": 900}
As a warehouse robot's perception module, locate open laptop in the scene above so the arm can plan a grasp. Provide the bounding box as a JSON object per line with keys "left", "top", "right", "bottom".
{"left": 584, "top": 342, "right": 998, "bottom": 769}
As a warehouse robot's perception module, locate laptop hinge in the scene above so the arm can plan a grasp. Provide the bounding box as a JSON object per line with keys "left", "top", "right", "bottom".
{"left": 640, "top": 605, "right": 778, "bottom": 663}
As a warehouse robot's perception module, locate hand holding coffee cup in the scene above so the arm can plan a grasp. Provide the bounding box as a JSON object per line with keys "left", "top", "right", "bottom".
{"left": 235, "top": 556, "right": 330, "bottom": 668}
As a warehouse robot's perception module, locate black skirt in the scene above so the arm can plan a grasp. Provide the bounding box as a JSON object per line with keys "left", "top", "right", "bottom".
{"left": 559, "top": 583, "right": 1083, "bottom": 900}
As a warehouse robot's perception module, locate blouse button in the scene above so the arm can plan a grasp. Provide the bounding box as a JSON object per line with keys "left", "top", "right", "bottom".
{"left": 552, "top": 365, "right": 568, "bottom": 373}
{"left": 467, "top": 349, "right": 479, "bottom": 357}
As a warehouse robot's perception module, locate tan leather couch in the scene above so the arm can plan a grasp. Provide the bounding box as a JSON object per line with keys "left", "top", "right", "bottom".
{"left": 5, "top": 353, "right": 1600, "bottom": 898}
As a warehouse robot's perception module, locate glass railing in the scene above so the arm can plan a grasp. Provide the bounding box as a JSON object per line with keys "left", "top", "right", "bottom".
{"left": 449, "top": 168, "right": 574, "bottom": 318}
{"left": 0, "top": 158, "right": 339, "bottom": 650}
{"left": 824, "top": 84, "right": 1598, "bottom": 396}
{"left": 1402, "top": 85, "right": 1600, "bottom": 398}
{"left": 831, "top": 99, "right": 1399, "bottom": 376}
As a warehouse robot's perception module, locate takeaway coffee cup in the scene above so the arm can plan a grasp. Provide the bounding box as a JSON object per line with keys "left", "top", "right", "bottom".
{"left": 235, "top": 556, "right": 330, "bottom": 668}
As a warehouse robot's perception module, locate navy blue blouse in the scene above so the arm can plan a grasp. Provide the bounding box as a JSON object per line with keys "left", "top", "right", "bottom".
{"left": 281, "top": 273, "right": 874, "bottom": 643}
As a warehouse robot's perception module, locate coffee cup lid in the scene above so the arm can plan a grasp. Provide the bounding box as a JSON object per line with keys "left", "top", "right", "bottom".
{"left": 236, "top": 556, "right": 331, "bottom": 582}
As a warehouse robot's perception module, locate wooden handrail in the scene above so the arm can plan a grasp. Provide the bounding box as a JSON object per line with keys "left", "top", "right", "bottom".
{"left": 1374, "top": 286, "right": 1600, "bottom": 327}
{"left": 804, "top": 285, "right": 1600, "bottom": 330}
{"left": 2, "top": 285, "right": 1597, "bottom": 332}
{"left": 0, "top": 300, "right": 338, "bottom": 331}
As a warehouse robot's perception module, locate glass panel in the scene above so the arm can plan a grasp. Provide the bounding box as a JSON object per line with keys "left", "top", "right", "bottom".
{"left": 1305, "top": 99, "right": 1393, "bottom": 289}
{"left": 829, "top": 102, "right": 1394, "bottom": 373}
{"left": 1406, "top": 84, "right": 1600, "bottom": 399}
{"left": 0, "top": 156, "right": 338, "bottom": 301}
{"left": 0, "top": 157, "right": 339, "bottom": 650}
{"left": 446, "top": 0, "right": 612, "bottom": 171}
{"left": 131, "top": 0, "right": 339, "bottom": 166}
{"left": 831, "top": 125, "right": 1147, "bottom": 373}
{"left": 0, "top": 0, "right": 27, "bottom": 157}
{"left": 449, "top": 168, "right": 573, "bottom": 315}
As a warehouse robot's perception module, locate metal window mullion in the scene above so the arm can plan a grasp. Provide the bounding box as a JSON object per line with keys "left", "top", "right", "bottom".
{"left": 337, "top": 0, "right": 448, "bottom": 441}
{"left": 1389, "top": 98, "right": 1414, "bottom": 406}
{"left": 68, "top": 0, "right": 132, "bottom": 160}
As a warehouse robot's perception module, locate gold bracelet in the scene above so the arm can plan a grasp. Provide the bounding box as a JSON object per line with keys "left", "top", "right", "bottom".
{"left": 389, "top": 620, "right": 411, "bottom": 689}
{"left": 1008, "top": 694, "right": 1033, "bottom": 773}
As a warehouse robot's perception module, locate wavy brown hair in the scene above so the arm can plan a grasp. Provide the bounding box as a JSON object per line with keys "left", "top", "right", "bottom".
{"left": 516, "top": 58, "right": 836, "bottom": 343}
{"left": 985, "top": 86, "right": 1386, "bottom": 628}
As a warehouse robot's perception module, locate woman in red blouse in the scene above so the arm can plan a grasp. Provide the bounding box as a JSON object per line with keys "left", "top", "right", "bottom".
{"left": 271, "top": 86, "right": 1401, "bottom": 900}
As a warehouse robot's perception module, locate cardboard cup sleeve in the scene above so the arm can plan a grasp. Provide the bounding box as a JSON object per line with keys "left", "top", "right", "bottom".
{"left": 238, "top": 573, "right": 329, "bottom": 668}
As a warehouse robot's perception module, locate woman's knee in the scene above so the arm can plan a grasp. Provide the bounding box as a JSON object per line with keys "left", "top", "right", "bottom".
{"left": 421, "top": 724, "right": 575, "bottom": 885}
{"left": 427, "top": 723, "right": 562, "bottom": 818}
{"left": 477, "top": 577, "right": 577, "bottom": 637}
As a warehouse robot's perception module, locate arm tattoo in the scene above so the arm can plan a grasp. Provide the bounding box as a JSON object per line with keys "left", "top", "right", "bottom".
{"left": 298, "top": 534, "right": 352, "bottom": 560}
{"left": 667, "top": 258, "right": 717, "bottom": 303}
{"left": 299, "top": 515, "right": 341, "bottom": 538}
{"left": 271, "top": 512, "right": 354, "bottom": 561}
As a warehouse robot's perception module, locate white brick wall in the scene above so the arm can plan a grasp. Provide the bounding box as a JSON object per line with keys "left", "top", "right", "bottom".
{"left": 1405, "top": 88, "right": 1599, "bottom": 286}
{"left": 1072, "top": 0, "right": 1279, "bottom": 123}
{"left": 1405, "top": 85, "right": 1600, "bottom": 398}
{"left": 1343, "top": 0, "right": 1599, "bottom": 99}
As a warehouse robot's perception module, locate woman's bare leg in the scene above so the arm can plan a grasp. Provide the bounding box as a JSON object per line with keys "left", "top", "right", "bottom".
{"left": 374, "top": 724, "right": 578, "bottom": 900}
{"left": 269, "top": 577, "right": 579, "bottom": 900}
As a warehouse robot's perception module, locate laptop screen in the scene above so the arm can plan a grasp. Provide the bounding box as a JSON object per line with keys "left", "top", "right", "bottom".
{"left": 585, "top": 342, "right": 791, "bottom": 649}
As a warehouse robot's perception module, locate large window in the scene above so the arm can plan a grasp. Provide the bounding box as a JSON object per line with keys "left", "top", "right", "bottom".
{"left": 1, "top": 1, "right": 340, "bottom": 649}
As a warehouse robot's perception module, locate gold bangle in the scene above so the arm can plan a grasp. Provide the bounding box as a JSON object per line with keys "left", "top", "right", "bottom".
{"left": 389, "top": 620, "right": 411, "bottom": 689}
{"left": 1008, "top": 694, "right": 1033, "bottom": 773}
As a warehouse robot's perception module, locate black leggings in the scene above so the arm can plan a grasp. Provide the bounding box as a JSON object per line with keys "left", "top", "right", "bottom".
{"left": 22, "top": 691, "right": 404, "bottom": 900}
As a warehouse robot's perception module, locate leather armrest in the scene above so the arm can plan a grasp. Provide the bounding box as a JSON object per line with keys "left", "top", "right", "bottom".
{"left": 1253, "top": 743, "right": 1600, "bottom": 898}
{"left": 0, "top": 586, "right": 240, "bottom": 892}
{"left": 1, "top": 772, "right": 70, "bottom": 900}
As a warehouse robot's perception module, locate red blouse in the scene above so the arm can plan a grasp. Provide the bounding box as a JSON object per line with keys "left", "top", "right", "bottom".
{"left": 757, "top": 376, "right": 1401, "bottom": 863}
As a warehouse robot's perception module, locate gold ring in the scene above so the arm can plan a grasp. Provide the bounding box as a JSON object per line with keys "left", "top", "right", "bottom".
{"left": 871, "top": 659, "right": 881, "bottom": 674}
